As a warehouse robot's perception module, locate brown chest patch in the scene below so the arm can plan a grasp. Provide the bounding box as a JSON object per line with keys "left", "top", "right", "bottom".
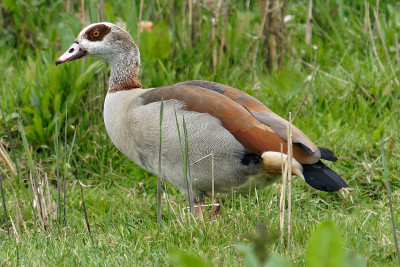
{"left": 108, "top": 77, "right": 142, "bottom": 93}
{"left": 85, "top": 24, "right": 111, "bottom": 42}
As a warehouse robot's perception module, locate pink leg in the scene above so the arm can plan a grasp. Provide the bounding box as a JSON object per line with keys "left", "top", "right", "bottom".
{"left": 192, "top": 198, "right": 225, "bottom": 217}
{"left": 213, "top": 198, "right": 225, "bottom": 216}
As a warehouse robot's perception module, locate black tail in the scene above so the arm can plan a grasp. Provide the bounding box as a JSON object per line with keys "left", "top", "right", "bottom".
{"left": 318, "top": 147, "right": 338, "bottom": 162}
{"left": 302, "top": 161, "right": 348, "bottom": 192}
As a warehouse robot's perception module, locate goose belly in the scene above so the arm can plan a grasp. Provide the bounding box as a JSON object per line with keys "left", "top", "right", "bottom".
{"left": 104, "top": 92, "right": 271, "bottom": 198}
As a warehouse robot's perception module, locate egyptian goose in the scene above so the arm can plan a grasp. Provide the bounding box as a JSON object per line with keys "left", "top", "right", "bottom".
{"left": 56, "top": 22, "right": 347, "bottom": 200}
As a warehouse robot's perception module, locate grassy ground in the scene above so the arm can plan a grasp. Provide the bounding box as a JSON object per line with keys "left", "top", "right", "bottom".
{"left": 0, "top": 0, "right": 399, "bottom": 266}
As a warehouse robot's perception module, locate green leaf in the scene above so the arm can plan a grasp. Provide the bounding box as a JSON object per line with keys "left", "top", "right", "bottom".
{"left": 140, "top": 22, "right": 172, "bottom": 59}
{"left": 235, "top": 244, "right": 259, "bottom": 267}
{"left": 104, "top": 2, "right": 116, "bottom": 22}
{"left": 270, "top": 64, "right": 303, "bottom": 99}
{"left": 306, "top": 221, "right": 345, "bottom": 267}
{"left": 343, "top": 252, "right": 366, "bottom": 267}
{"left": 373, "top": 118, "right": 388, "bottom": 143}
{"left": 170, "top": 248, "right": 212, "bottom": 267}
{"left": 33, "top": 113, "right": 45, "bottom": 144}
{"left": 265, "top": 254, "right": 294, "bottom": 267}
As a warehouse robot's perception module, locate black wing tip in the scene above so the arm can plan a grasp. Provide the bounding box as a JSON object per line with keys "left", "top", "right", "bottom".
{"left": 302, "top": 161, "right": 348, "bottom": 192}
{"left": 299, "top": 143, "right": 313, "bottom": 155}
{"left": 318, "top": 147, "right": 338, "bottom": 162}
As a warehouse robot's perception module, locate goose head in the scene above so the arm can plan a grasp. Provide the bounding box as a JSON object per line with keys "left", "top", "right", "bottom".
{"left": 56, "top": 22, "right": 140, "bottom": 64}
{"left": 56, "top": 22, "right": 142, "bottom": 90}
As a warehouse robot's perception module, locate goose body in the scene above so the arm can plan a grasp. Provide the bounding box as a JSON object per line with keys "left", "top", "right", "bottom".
{"left": 56, "top": 22, "right": 347, "bottom": 200}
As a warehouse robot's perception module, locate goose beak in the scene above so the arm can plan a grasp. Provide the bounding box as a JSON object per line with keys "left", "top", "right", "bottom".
{"left": 55, "top": 41, "right": 87, "bottom": 65}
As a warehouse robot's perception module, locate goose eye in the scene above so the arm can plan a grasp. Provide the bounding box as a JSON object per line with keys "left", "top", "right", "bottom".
{"left": 92, "top": 30, "right": 100, "bottom": 37}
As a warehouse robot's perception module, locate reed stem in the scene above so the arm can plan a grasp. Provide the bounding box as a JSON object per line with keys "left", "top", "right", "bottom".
{"left": 0, "top": 173, "right": 10, "bottom": 236}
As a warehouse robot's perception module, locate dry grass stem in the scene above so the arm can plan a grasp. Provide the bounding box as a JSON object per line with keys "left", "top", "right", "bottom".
{"left": 9, "top": 215, "right": 19, "bottom": 242}
{"left": 293, "top": 47, "right": 318, "bottom": 122}
{"left": 259, "top": 0, "right": 286, "bottom": 71}
{"left": 218, "top": 1, "right": 229, "bottom": 65}
{"left": 137, "top": 0, "right": 144, "bottom": 47}
{"left": 164, "top": 188, "right": 184, "bottom": 230}
{"left": 202, "top": 0, "right": 223, "bottom": 70}
{"left": 366, "top": 3, "right": 385, "bottom": 72}
{"left": 305, "top": 0, "right": 312, "bottom": 45}
{"left": 301, "top": 60, "right": 349, "bottom": 84}
{"left": 45, "top": 173, "right": 53, "bottom": 228}
{"left": 395, "top": 33, "right": 400, "bottom": 72}
{"left": 190, "top": 152, "right": 215, "bottom": 201}
{"left": 25, "top": 168, "right": 54, "bottom": 231}
{"left": 0, "top": 141, "right": 17, "bottom": 176}
{"left": 7, "top": 179, "right": 27, "bottom": 233}
{"left": 250, "top": 0, "right": 269, "bottom": 67}
{"left": 41, "top": 173, "right": 51, "bottom": 228}
{"left": 339, "top": 66, "right": 374, "bottom": 100}
{"left": 286, "top": 113, "right": 293, "bottom": 251}
{"left": 363, "top": 1, "right": 368, "bottom": 33}
{"left": 188, "top": 0, "right": 193, "bottom": 48}
{"left": 194, "top": 0, "right": 202, "bottom": 47}
{"left": 373, "top": 8, "right": 399, "bottom": 85}
{"left": 29, "top": 171, "right": 46, "bottom": 231}
{"left": 0, "top": 105, "right": 21, "bottom": 179}
{"left": 380, "top": 142, "right": 400, "bottom": 265}
{"left": 339, "top": 187, "right": 354, "bottom": 204}
{"left": 375, "top": 0, "right": 379, "bottom": 13}
{"left": 99, "top": 0, "right": 105, "bottom": 22}
{"left": 80, "top": 0, "right": 85, "bottom": 26}
{"left": 156, "top": 0, "right": 162, "bottom": 19}
{"left": 211, "top": 17, "right": 217, "bottom": 71}
{"left": 181, "top": 0, "right": 186, "bottom": 48}
{"left": 279, "top": 143, "right": 287, "bottom": 247}
{"left": 39, "top": 180, "right": 48, "bottom": 226}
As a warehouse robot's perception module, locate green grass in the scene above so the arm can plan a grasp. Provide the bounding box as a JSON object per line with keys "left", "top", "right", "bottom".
{"left": 0, "top": 0, "right": 399, "bottom": 266}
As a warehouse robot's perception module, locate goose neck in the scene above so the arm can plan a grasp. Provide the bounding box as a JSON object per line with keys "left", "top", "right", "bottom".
{"left": 108, "top": 49, "right": 142, "bottom": 93}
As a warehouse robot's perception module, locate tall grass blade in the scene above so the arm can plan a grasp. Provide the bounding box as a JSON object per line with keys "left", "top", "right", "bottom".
{"left": 380, "top": 141, "right": 400, "bottom": 266}
{"left": 54, "top": 112, "right": 61, "bottom": 225}
{"left": 63, "top": 104, "right": 68, "bottom": 226}
{"left": 0, "top": 173, "right": 10, "bottom": 236}
{"left": 157, "top": 100, "right": 164, "bottom": 227}
{"left": 211, "top": 152, "right": 214, "bottom": 202}
{"left": 182, "top": 117, "right": 195, "bottom": 213}
{"left": 174, "top": 109, "right": 194, "bottom": 215}
{"left": 79, "top": 181, "right": 91, "bottom": 235}
{"left": 19, "top": 120, "right": 35, "bottom": 175}
{"left": 373, "top": 8, "right": 399, "bottom": 86}
{"left": 19, "top": 118, "right": 46, "bottom": 229}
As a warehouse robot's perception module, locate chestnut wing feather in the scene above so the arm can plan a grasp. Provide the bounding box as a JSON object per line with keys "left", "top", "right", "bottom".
{"left": 141, "top": 85, "right": 319, "bottom": 164}
{"left": 177, "top": 81, "right": 318, "bottom": 155}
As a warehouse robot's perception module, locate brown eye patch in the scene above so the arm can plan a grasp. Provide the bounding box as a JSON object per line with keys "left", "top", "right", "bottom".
{"left": 85, "top": 24, "right": 111, "bottom": 41}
